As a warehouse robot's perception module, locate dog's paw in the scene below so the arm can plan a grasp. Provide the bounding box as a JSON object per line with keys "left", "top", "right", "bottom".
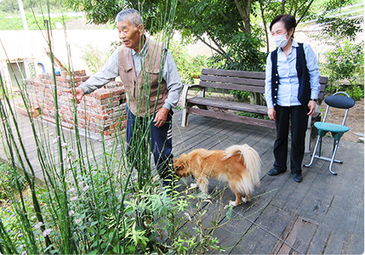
{"left": 229, "top": 200, "right": 238, "bottom": 207}
{"left": 190, "top": 183, "right": 198, "bottom": 189}
{"left": 242, "top": 197, "right": 247, "bottom": 203}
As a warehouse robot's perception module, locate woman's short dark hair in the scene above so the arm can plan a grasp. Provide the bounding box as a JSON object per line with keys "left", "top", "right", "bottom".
{"left": 270, "top": 14, "right": 296, "bottom": 32}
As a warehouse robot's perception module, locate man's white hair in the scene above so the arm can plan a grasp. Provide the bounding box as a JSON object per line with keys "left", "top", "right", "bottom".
{"left": 115, "top": 8, "right": 143, "bottom": 26}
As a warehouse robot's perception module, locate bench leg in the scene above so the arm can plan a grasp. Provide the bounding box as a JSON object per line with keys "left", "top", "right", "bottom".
{"left": 181, "top": 108, "right": 189, "bottom": 127}
{"left": 305, "top": 115, "right": 313, "bottom": 153}
{"left": 305, "top": 127, "right": 311, "bottom": 153}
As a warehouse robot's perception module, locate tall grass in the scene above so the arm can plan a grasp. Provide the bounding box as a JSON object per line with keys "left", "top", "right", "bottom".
{"left": 0, "top": 1, "right": 224, "bottom": 254}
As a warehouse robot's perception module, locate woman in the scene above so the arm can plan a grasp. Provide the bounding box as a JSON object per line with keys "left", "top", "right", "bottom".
{"left": 264, "top": 14, "right": 320, "bottom": 183}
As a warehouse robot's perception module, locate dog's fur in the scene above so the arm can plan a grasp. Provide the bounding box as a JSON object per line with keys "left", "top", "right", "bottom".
{"left": 174, "top": 144, "right": 261, "bottom": 206}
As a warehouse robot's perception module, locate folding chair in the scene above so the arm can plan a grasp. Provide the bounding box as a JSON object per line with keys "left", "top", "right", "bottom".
{"left": 304, "top": 92, "right": 355, "bottom": 175}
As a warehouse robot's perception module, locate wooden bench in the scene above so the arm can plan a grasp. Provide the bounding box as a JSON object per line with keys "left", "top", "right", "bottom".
{"left": 181, "top": 68, "right": 328, "bottom": 152}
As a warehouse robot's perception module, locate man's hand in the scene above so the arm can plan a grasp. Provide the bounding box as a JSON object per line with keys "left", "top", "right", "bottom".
{"left": 65, "top": 87, "right": 84, "bottom": 104}
{"left": 154, "top": 107, "right": 169, "bottom": 128}
{"left": 268, "top": 108, "right": 276, "bottom": 120}
{"left": 307, "top": 100, "right": 317, "bottom": 116}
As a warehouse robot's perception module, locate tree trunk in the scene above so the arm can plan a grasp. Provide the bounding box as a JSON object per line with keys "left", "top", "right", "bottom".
{"left": 259, "top": 0, "right": 270, "bottom": 53}
{"left": 17, "top": 0, "right": 28, "bottom": 30}
{"left": 234, "top": 0, "right": 251, "bottom": 33}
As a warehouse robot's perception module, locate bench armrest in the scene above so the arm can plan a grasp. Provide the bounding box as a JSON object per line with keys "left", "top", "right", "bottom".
{"left": 181, "top": 84, "right": 204, "bottom": 108}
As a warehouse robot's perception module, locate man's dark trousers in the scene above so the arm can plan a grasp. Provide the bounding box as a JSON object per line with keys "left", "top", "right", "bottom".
{"left": 126, "top": 105, "right": 173, "bottom": 184}
{"left": 273, "top": 105, "right": 309, "bottom": 174}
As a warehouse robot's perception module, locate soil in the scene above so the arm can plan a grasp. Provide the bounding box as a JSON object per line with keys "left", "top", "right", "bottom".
{"left": 321, "top": 98, "right": 364, "bottom": 143}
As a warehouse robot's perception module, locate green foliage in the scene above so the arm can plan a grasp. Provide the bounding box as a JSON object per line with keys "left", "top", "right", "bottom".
{"left": 321, "top": 40, "right": 364, "bottom": 100}
{"left": 210, "top": 30, "right": 266, "bottom": 71}
{"left": 0, "top": 12, "right": 78, "bottom": 30}
{"left": 169, "top": 40, "right": 210, "bottom": 84}
{"left": 237, "top": 111, "right": 270, "bottom": 120}
{"left": 323, "top": 41, "right": 364, "bottom": 83}
{"left": 0, "top": 2, "right": 225, "bottom": 253}
{"left": 316, "top": 16, "right": 363, "bottom": 41}
{"left": 64, "top": 0, "right": 176, "bottom": 33}
{"left": 315, "top": 0, "right": 364, "bottom": 100}
{"left": 81, "top": 45, "right": 112, "bottom": 74}
{"left": 344, "top": 84, "right": 364, "bottom": 101}
{"left": 0, "top": 162, "right": 26, "bottom": 201}
{"left": 0, "top": 0, "right": 65, "bottom": 13}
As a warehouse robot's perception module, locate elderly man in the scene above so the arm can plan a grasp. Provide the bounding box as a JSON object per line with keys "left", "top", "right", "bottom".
{"left": 69, "top": 8, "right": 182, "bottom": 187}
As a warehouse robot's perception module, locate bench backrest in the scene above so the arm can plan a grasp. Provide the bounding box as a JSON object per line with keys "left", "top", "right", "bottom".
{"left": 199, "top": 68, "right": 328, "bottom": 101}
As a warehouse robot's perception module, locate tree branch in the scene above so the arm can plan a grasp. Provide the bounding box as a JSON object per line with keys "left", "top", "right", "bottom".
{"left": 234, "top": 0, "right": 251, "bottom": 32}
{"left": 297, "top": 0, "right": 315, "bottom": 24}
{"left": 259, "top": 0, "right": 270, "bottom": 53}
{"left": 196, "top": 35, "right": 226, "bottom": 56}
{"left": 281, "top": 0, "right": 286, "bottom": 14}
{"left": 206, "top": 31, "right": 228, "bottom": 55}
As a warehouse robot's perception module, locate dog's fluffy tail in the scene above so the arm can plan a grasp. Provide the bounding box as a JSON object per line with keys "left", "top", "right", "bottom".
{"left": 224, "top": 144, "right": 261, "bottom": 193}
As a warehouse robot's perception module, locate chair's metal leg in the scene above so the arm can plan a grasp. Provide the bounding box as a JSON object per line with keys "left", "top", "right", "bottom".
{"left": 318, "top": 136, "right": 323, "bottom": 157}
{"left": 328, "top": 140, "right": 340, "bottom": 175}
{"left": 304, "top": 136, "right": 321, "bottom": 167}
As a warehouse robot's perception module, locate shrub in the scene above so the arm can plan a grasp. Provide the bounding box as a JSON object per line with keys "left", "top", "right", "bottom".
{"left": 0, "top": 6, "right": 226, "bottom": 253}
{"left": 321, "top": 40, "right": 364, "bottom": 100}
{"left": 0, "top": 161, "right": 26, "bottom": 201}
{"left": 169, "top": 40, "right": 210, "bottom": 84}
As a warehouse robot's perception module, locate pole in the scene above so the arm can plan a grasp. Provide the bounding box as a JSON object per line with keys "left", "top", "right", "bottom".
{"left": 17, "top": 0, "right": 29, "bottom": 30}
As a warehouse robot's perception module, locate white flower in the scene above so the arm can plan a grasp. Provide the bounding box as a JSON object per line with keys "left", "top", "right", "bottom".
{"left": 69, "top": 210, "right": 75, "bottom": 216}
{"left": 42, "top": 228, "right": 52, "bottom": 237}
{"left": 82, "top": 185, "right": 89, "bottom": 192}
{"left": 52, "top": 136, "right": 60, "bottom": 144}
{"left": 184, "top": 212, "right": 192, "bottom": 221}
{"left": 69, "top": 187, "right": 76, "bottom": 193}
{"left": 75, "top": 218, "right": 81, "bottom": 224}
{"left": 34, "top": 222, "right": 43, "bottom": 229}
{"left": 21, "top": 251, "right": 27, "bottom": 255}
{"left": 70, "top": 196, "right": 78, "bottom": 201}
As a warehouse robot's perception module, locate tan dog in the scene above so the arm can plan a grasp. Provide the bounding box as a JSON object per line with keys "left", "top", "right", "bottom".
{"left": 174, "top": 144, "right": 261, "bottom": 206}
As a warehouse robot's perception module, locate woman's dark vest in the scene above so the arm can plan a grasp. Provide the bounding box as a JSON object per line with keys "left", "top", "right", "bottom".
{"left": 270, "top": 43, "right": 311, "bottom": 106}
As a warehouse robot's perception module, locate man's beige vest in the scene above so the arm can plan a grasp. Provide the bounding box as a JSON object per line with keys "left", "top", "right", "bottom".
{"left": 118, "top": 39, "right": 168, "bottom": 116}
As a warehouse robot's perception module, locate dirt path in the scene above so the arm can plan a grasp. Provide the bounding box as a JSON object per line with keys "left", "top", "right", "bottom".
{"left": 322, "top": 98, "right": 364, "bottom": 142}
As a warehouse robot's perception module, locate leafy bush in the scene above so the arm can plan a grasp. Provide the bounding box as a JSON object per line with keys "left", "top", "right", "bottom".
{"left": 0, "top": 161, "right": 26, "bottom": 201}
{"left": 236, "top": 111, "right": 270, "bottom": 120}
{"left": 321, "top": 40, "right": 364, "bottom": 100}
{"left": 0, "top": 7, "right": 226, "bottom": 252}
{"left": 169, "top": 40, "right": 210, "bottom": 84}
{"left": 209, "top": 31, "right": 266, "bottom": 103}
{"left": 81, "top": 44, "right": 112, "bottom": 74}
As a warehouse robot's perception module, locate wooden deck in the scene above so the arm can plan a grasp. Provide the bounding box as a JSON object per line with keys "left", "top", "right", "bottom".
{"left": 0, "top": 110, "right": 363, "bottom": 254}
{"left": 172, "top": 111, "right": 364, "bottom": 254}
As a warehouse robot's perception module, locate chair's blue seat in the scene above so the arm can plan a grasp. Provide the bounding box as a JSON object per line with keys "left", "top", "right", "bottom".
{"left": 314, "top": 122, "right": 350, "bottom": 133}
{"left": 314, "top": 122, "right": 350, "bottom": 141}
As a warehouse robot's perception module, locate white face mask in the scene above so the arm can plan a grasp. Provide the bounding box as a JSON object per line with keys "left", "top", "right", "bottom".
{"left": 273, "top": 33, "right": 289, "bottom": 48}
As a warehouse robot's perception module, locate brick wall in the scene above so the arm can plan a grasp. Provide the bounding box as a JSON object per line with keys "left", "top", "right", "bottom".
{"left": 26, "top": 70, "right": 127, "bottom": 138}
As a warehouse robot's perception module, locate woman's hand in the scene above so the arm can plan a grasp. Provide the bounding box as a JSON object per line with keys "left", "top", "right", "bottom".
{"left": 307, "top": 100, "right": 317, "bottom": 116}
{"left": 268, "top": 108, "right": 276, "bottom": 120}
